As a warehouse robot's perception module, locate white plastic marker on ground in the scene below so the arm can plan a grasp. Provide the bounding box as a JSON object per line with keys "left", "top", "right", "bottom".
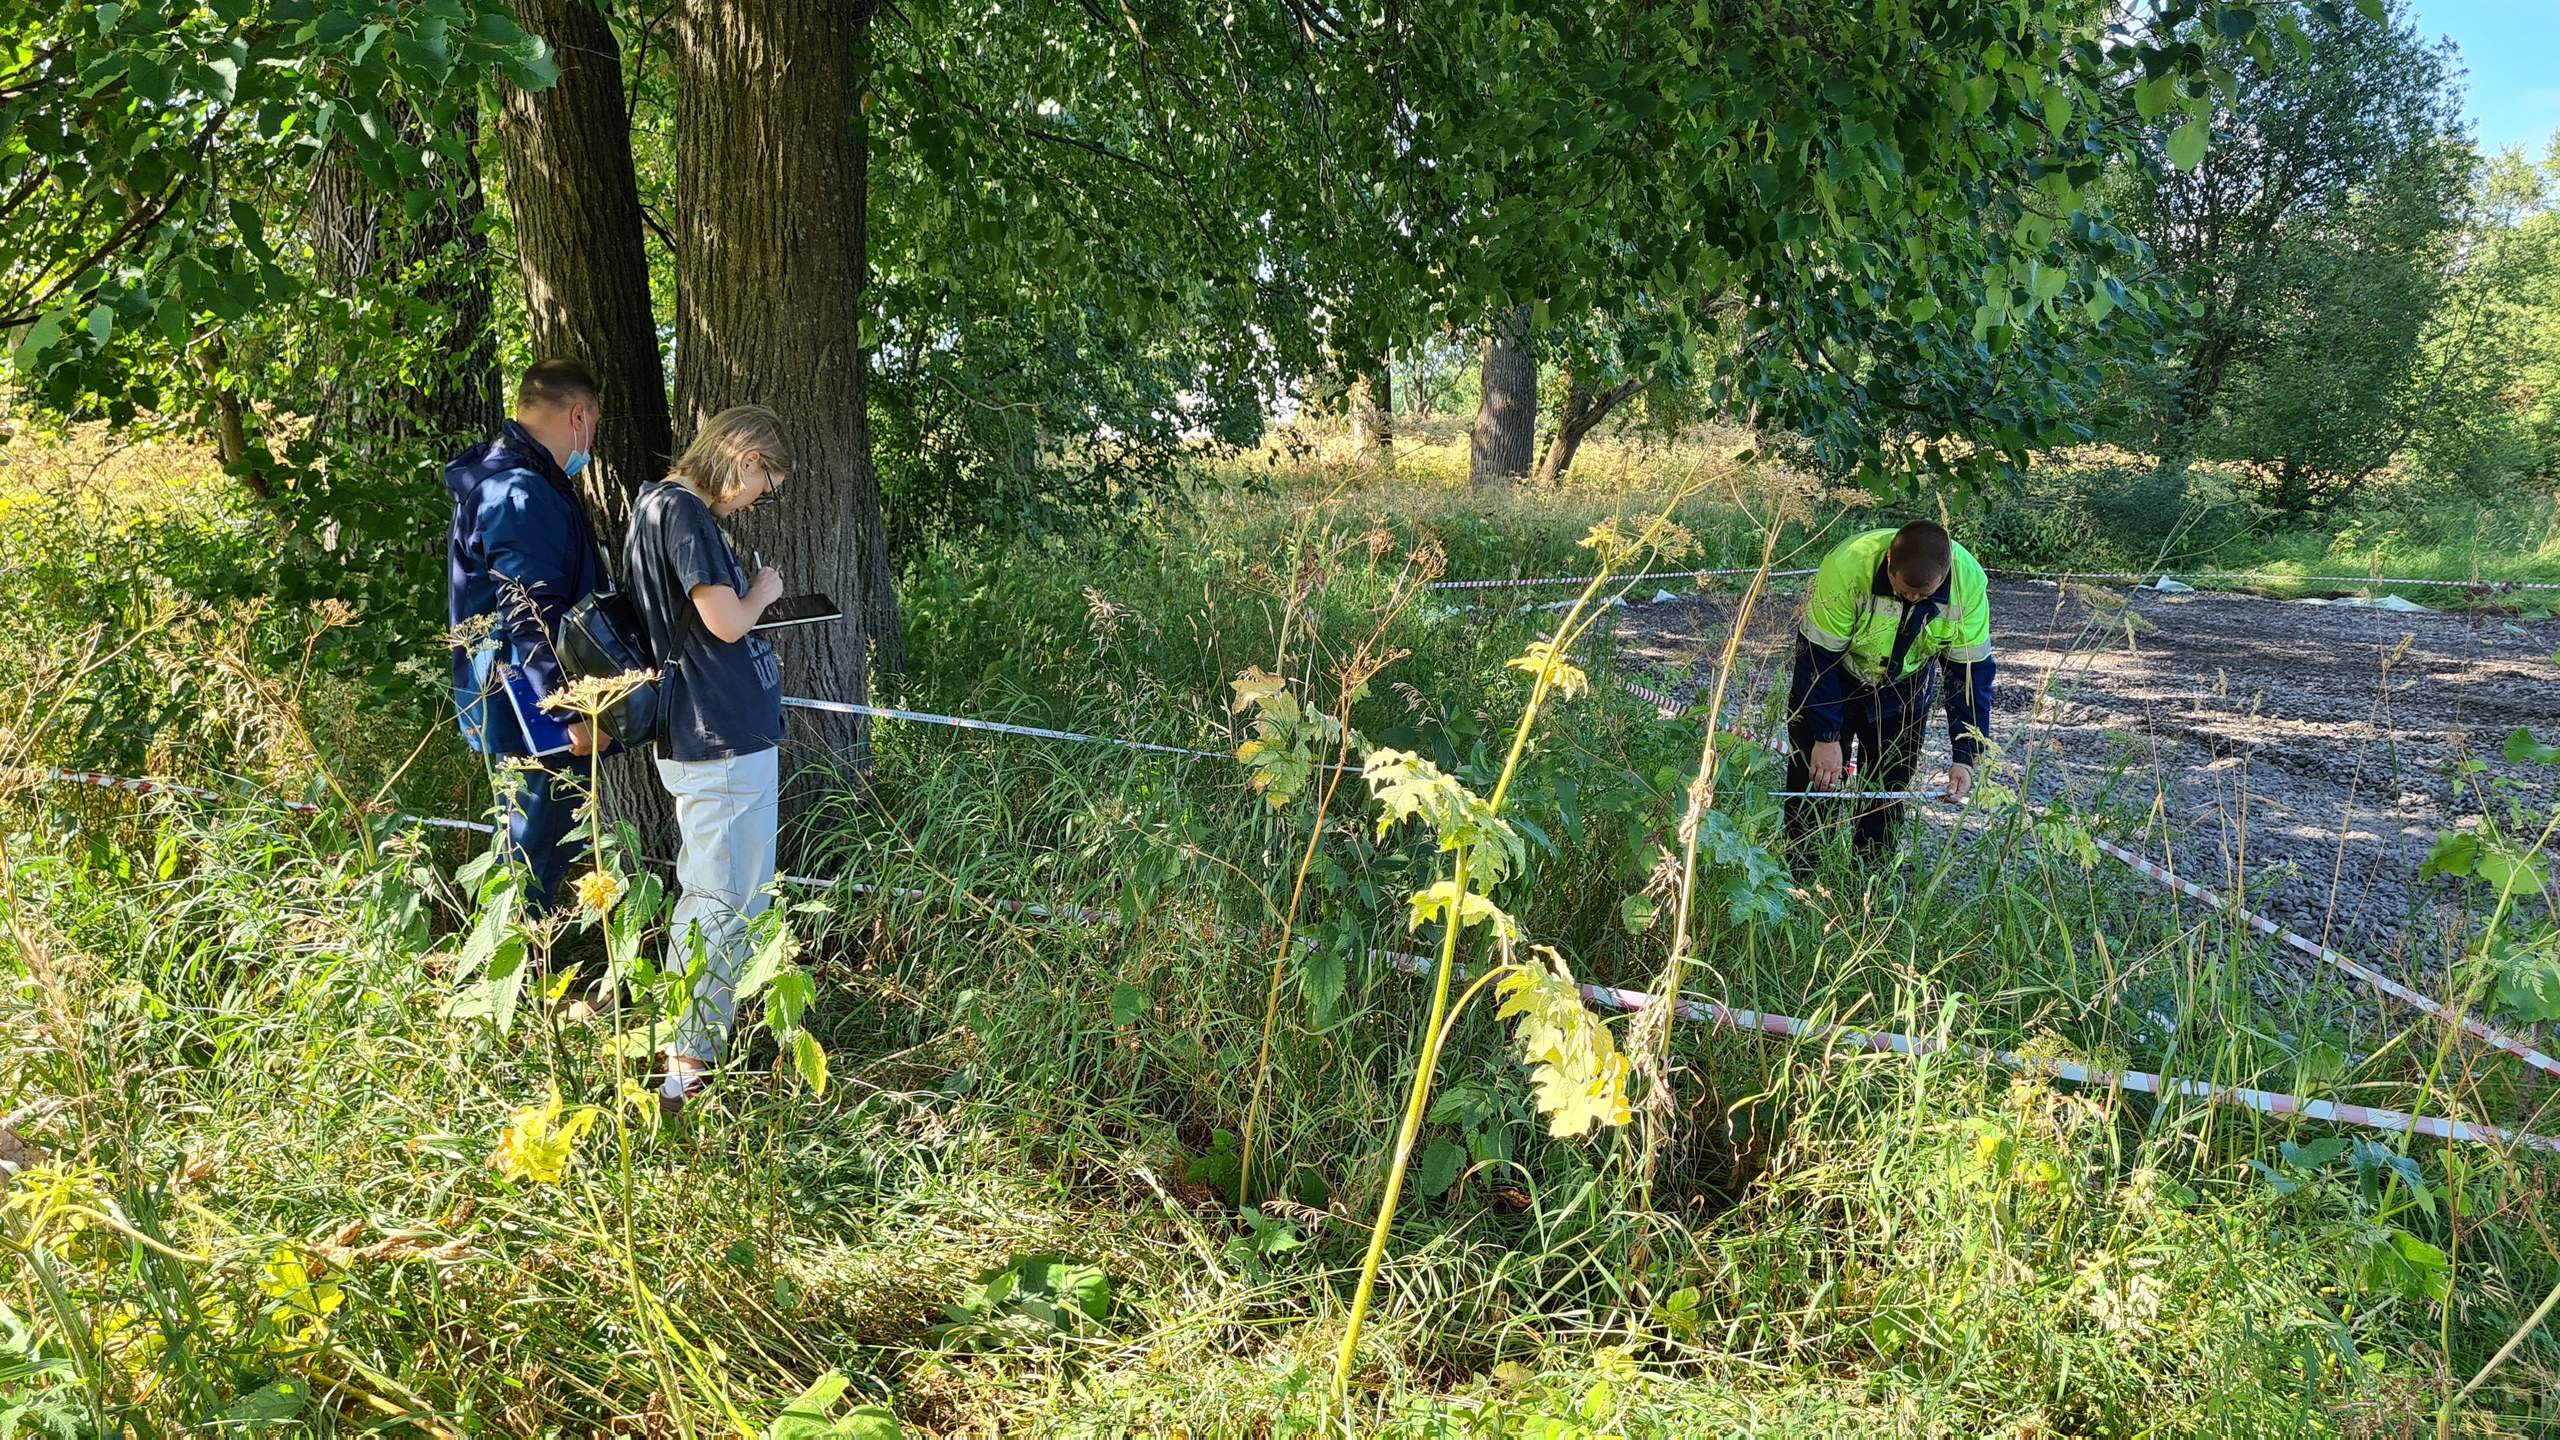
{"left": 22, "top": 767, "right": 497, "bottom": 834}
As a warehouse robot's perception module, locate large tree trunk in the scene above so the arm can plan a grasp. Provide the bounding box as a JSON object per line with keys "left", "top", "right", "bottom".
{"left": 1533, "top": 370, "right": 1644, "bottom": 486}
{"left": 303, "top": 105, "right": 503, "bottom": 450}
{"left": 1470, "top": 308, "right": 1536, "bottom": 486}
{"left": 677, "top": 0, "right": 901, "bottom": 811}
{"left": 498, "top": 0, "right": 673, "bottom": 530}
{"left": 1349, "top": 363, "right": 1392, "bottom": 466}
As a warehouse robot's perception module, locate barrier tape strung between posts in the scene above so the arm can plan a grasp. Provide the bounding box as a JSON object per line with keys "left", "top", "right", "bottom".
{"left": 36, "top": 687, "right": 2554, "bottom": 1081}
{"left": 781, "top": 867, "right": 2555, "bottom": 1153}
{"left": 780, "top": 696, "right": 1232, "bottom": 760}
{"left": 746, "top": 861, "right": 2553, "bottom": 1152}
{"left": 1985, "top": 568, "right": 2560, "bottom": 593}
{"left": 27, "top": 759, "right": 2549, "bottom": 1152}
{"left": 2084, "top": 831, "right": 2560, "bottom": 1081}
{"left": 20, "top": 767, "right": 498, "bottom": 834}
{"left": 1431, "top": 566, "right": 1820, "bottom": 592}
{"left": 1435, "top": 564, "right": 2560, "bottom": 594}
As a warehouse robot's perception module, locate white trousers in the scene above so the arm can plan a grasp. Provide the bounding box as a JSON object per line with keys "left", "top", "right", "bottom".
{"left": 654, "top": 746, "right": 780, "bottom": 1065}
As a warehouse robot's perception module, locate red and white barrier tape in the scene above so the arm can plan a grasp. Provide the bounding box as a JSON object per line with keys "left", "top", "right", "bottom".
{"left": 20, "top": 768, "right": 497, "bottom": 834}
{"left": 1439, "top": 564, "right": 2560, "bottom": 594}
{"left": 2083, "top": 832, "right": 2560, "bottom": 1080}
{"left": 1987, "top": 568, "right": 2560, "bottom": 593}
{"left": 1432, "top": 566, "right": 1820, "bottom": 592}
{"left": 26, "top": 762, "right": 2543, "bottom": 1152}
{"left": 1358, "top": 949, "right": 2556, "bottom": 1153}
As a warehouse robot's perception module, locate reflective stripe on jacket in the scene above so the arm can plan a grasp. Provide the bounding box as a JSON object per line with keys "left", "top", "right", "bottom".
{"left": 1793, "top": 528, "right": 1996, "bottom": 766}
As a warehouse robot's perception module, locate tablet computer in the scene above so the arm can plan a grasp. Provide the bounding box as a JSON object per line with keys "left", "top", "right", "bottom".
{"left": 753, "top": 593, "right": 843, "bottom": 632}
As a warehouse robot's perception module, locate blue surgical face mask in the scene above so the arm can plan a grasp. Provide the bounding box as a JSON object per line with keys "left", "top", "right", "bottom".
{"left": 560, "top": 410, "right": 594, "bottom": 478}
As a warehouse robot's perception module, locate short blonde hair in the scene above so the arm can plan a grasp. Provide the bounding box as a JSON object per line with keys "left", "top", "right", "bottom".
{"left": 668, "top": 405, "right": 793, "bottom": 504}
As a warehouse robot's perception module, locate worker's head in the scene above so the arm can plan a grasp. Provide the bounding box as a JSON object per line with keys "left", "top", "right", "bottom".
{"left": 1885, "top": 520, "right": 1952, "bottom": 603}
{"left": 514, "top": 358, "right": 603, "bottom": 478}
{"left": 668, "top": 404, "right": 794, "bottom": 519}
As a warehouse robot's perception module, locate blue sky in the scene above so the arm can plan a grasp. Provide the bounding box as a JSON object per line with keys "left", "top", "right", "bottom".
{"left": 2403, "top": 0, "right": 2560, "bottom": 157}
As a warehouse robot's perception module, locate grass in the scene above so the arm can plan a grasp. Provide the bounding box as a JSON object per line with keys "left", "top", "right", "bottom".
{"left": 4, "top": 427, "right": 2560, "bottom": 1435}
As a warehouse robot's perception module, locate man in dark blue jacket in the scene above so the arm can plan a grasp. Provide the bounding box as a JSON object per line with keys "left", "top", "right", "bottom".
{"left": 447, "top": 358, "right": 610, "bottom": 910}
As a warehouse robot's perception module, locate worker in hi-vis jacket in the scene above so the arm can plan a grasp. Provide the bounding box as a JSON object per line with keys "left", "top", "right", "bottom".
{"left": 1785, "top": 520, "right": 1996, "bottom": 857}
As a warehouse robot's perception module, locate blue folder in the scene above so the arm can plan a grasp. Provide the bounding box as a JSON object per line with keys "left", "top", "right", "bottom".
{"left": 501, "top": 665, "right": 579, "bottom": 758}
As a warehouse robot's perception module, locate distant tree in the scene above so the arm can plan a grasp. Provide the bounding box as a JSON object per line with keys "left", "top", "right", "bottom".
{"left": 1470, "top": 308, "right": 1536, "bottom": 486}
{"left": 2118, "top": 0, "right": 2474, "bottom": 513}
{"left": 2405, "top": 144, "right": 2560, "bottom": 492}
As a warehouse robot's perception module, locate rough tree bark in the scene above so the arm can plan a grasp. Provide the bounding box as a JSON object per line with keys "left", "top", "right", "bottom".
{"left": 1532, "top": 369, "right": 1645, "bottom": 486}
{"left": 497, "top": 0, "right": 673, "bottom": 529}
{"left": 305, "top": 106, "right": 503, "bottom": 447}
{"left": 1469, "top": 307, "right": 1536, "bottom": 486}
{"left": 677, "top": 0, "right": 902, "bottom": 795}
{"left": 1349, "top": 363, "right": 1392, "bottom": 466}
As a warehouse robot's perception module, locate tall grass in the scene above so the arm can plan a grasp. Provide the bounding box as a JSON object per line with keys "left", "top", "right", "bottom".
{"left": 3, "top": 447, "right": 2558, "bottom": 1434}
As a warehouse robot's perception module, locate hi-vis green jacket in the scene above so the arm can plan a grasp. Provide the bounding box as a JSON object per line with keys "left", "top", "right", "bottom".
{"left": 1790, "top": 528, "right": 1997, "bottom": 765}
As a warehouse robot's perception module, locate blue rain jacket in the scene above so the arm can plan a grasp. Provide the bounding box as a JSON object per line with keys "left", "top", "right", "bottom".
{"left": 445, "top": 421, "right": 606, "bottom": 755}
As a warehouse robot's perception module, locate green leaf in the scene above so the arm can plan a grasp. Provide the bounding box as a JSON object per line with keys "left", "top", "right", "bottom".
{"left": 2417, "top": 831, "right": 2479, "bottom": 882}
{"left": 11, "top": 315, "right": 63, "bottom": 373}
{"left": 763, "top": 970, "right": 814, "bottom": 1035}
{"left": 2494, "top": 951, "right": 2560, "bottom": 1024}
{"left": 1109, "top": 981, "right": 1147, "bottom": 1027}
{"left": 2166, "top": 117, "right": 2210, "bottom": 171}
{"left": 2134, "top": 74, "right": 2178, "bottom": 122}
{"left": 735, "top": 923, "right": 797, "bottom": 1002}
{"left": 1299, "top": 941, "right": 1345, "bottom": 1022}
{"left": 2505, "top": 727, "right": 2560, "bottom": 765}
{"left": 766, "top": 1371, "right": 903, "bottom": 1439}
{"left": 2358, "top": 1229, "right": 2450, "bottom": 1304}
{"left": 2478, "top": 843, "right": 2548, "bottom": 897}
{"left": 1906, "top": 295, "right": 1939, "bottom": 323}
{"left": 1619, "top": 892, "right": 1659, "bottom": 934}
{"left": 221, "top": 1379, "right": 310, "bottom": 1423}
{"left": 793, "top": 1030, "right": 829, "bottom": 1095}
{"left": 767, "top": 1372, "right": 850, "bottom": 1440}
{"left": 1417, "top": 1137, "right": 1465, "bottom": 1198}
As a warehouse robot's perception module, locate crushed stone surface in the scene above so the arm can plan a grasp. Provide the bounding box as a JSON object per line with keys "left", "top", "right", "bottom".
{"left": 1601, "top": 578, "right": 2560, "bottom": 989}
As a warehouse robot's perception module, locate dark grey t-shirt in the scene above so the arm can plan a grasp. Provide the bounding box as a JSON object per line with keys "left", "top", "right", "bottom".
{"left": 624, "top": 480, "right": 783, "bottom": 762}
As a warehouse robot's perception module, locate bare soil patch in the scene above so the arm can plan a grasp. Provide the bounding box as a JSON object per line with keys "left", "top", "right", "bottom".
{"left": 1603, "top": 579, "right": 2560, "bottom": 978}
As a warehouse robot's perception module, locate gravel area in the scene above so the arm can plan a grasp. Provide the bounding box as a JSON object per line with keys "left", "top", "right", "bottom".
{"left": 1601, "top": 577, "right": 2560, "bottom": 980}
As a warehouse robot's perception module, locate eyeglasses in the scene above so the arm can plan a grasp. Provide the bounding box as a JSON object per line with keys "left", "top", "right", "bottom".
{"left": 749, "top": 461, "right": 787, "bottom": 510}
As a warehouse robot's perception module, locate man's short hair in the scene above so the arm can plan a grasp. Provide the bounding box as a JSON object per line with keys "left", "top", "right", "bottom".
{"left": 516, "top": 358, "right": 600, "bottom": 414}
{"left": 1887, "top": 520, "right": 1952, "bottom": 589}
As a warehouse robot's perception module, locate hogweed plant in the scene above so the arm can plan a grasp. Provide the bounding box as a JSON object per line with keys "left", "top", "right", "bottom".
{"left": 1330, "top": 495, "right": 1712, "bottom": 1410}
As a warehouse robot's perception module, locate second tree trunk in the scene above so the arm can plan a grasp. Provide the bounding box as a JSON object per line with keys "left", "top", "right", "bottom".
{"left": 1471, "top": 308, "right": 1536, "bottom": 486}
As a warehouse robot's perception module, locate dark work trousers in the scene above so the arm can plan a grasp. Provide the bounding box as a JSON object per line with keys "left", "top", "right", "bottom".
{"left": 500, "top": 753, "right": 593, "bottom": 913}
{"left": 1784, "top": 686, "right": 1928, "bottom": 858}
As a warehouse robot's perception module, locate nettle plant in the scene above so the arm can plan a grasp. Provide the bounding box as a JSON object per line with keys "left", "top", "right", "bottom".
{"left": 2422, "top": 727, "right": 2560, "bottom": 1026}
{"left": 1227, "top": 508, "right": 1718, "bottom": 1406}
